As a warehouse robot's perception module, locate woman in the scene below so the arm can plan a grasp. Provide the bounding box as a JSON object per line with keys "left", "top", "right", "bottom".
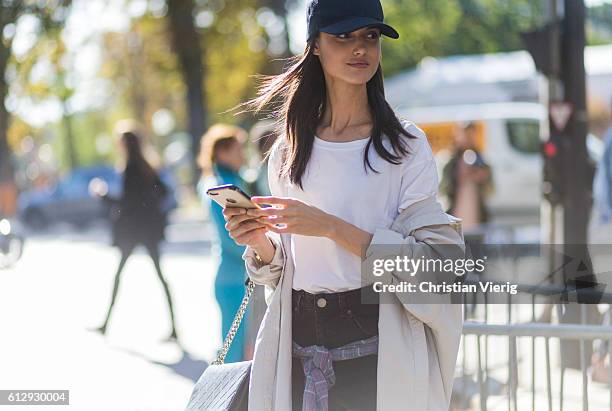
{"left": 197, "top": 124, "right": 251, "bottom": 363}
{"left": 224, "top": 0, "right": 464, "bottom": 409}
{"left": 93, "top": 120, "right": 178, "bottom": 342}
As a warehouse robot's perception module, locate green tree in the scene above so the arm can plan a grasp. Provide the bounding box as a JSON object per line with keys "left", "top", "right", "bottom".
{"left": 381, "top": 0, "right": 544, "bottom": 76}
{"left": 381, "top": 0, "right": 462, "bottom": 75}
{"left": 13, "top": 29, "right": 79, "bottom": 169}
{"left": 166, "top": 0, "right": 206, "bottom": 180}
{"left": 201, "top": 1, "right": 268, "bottom": 123}
{"left": 588, "top": 3, "right": 612, "bottom": 45}
{"left": 100, "top": 14, "right": 185, "bottom": 142}
{"left": 449, "top": 0, "right": 543, "bottom": 54}
{"left": 162, "top": 0, "right": 274, "bottom": 181}
{"left": 0, "top": 6, "right": 18, "bottom": 185}
{"left": 256, "top": 0, "right": 295, "bottom": 69}
{"left": 0, "top": 0, "right": 71, "bottom": 185}
{"left": 97, "top": 1, "right": 270, "bottom": 181}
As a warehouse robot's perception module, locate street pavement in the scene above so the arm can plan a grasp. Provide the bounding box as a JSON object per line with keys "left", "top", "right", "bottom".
{"left": 0, "top": 215, "right": 222, "bottom": 411}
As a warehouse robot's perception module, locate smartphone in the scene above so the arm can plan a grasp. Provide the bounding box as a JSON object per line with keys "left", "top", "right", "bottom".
{"left": 206, "top": 184, "right": 259, "bottom": 209}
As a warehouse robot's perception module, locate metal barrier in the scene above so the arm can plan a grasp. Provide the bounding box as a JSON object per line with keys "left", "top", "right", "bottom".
{"left": 454, "top": 225, "right": 612, "bottom": 410}
{"left": 459, "top": 278, "right": 612, "bottom": 411}
{"left": 461, "top": 317, "right": 612, "bottom": 411}
{"left": 452, "top": 225, "right": 612, "bottom": 410}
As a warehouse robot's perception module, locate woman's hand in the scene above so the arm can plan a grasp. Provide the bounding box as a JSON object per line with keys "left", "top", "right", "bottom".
{"left": 222, "top": 207, "right": 275, "bottom": 263}
{"left": 248, "top": 196, "right": 373, "bottom": 259}
{"left": 247, "top": 196, "right": 334, "bottom": 237}
{"left": 222, "top": 207, "right": 268, "bottom": 246}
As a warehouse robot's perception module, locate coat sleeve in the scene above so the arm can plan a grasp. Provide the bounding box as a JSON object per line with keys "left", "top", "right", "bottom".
{"left": 366, "top": 121, "right": 465, "bottom": 406}
{"left": 364, "top": 196, "right": 465, "bottom": 406}
{"left": 242, "top": 140, "right": 287, "bottom": 299}
{"left": 365, "top": 195, "right": 465, "bottom": 319}
{"left": 243, "top": 234, "right": 285, "bottom": 289}
{"left": 396, "top": 121, "right": 439, "bottom": 214}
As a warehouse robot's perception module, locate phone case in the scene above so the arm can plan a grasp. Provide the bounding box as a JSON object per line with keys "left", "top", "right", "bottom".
{"left": 206, "top": 185, "right": 258, "bottom": 209}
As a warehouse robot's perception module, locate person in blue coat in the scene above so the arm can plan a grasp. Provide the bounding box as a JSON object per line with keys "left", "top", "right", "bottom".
{"left": 198, "top": 124, "right": 250, "bottom": 363}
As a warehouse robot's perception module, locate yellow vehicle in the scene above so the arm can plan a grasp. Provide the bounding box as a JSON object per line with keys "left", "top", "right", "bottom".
{"left": 399, "top": 102, "right": 545, "bottom": 222}
{"left": 418, "top": 121, "right": 486, "bottom": 155}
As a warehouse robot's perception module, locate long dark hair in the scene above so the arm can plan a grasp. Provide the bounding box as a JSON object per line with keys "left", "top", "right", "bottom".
{"left": 116, "top": 120, "right": 157, "bottom": 185}
{"left": 238, "top": 38, "right": 417, "bottom": 189}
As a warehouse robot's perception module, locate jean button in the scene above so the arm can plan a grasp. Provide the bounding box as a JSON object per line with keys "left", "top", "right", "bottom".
{"left": 316, "top": 297, "right": 327, "bottom": 308}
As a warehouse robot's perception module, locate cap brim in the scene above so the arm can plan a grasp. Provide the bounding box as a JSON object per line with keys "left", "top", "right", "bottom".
{"left": 319, "top": 17, "right": 399, "bottom": 39}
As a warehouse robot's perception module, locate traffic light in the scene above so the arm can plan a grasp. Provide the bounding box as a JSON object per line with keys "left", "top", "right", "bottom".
{"left": 541, "top": 136, "right": 564, "bottom": 204}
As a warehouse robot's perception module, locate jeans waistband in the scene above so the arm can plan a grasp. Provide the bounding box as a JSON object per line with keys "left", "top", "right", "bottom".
{"left": 292, "top": 285, "right": 379, "bottom": 314}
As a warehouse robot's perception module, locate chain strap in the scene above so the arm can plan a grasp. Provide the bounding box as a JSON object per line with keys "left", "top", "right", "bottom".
{"left": 212, "top": 278, "right": 256, "bottom": 365}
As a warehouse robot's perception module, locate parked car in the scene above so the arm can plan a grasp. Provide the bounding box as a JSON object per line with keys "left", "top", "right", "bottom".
{"left": 19, "top": 165, "right": 178, "bottom": 231}
{"left": 18, "top": 165, "right": 122, "bottom": 230}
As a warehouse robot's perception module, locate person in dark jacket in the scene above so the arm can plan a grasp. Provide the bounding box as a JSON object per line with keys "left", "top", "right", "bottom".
{"left": 93, "top": 120, "right": 178, "bottom": 342}
{"left": 440, "top": 122, "right": 493, "bottom": 231}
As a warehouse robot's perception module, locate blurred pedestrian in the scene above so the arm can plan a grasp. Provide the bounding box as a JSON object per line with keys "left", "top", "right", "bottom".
{"left": 197, "top": 123, "right": 250, "bottom": 363}
{"left": 441, "top": 123, "right": 492, "bottom": 317}
{"left": 591, "top": 100, "right": 612, "bottom": 240}
{"left": 92, "top": 120, "right": 178, "bottom": 342}
{"left": 589, "top": 99, "right": 612, "bottom": 382}
{"left": 441, "top": 122, "right": 493, "bottom": 232}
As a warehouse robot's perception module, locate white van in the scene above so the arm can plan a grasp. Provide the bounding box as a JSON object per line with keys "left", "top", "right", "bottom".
{"left": 399, "top": 102, "right": 603, "bottom": 224}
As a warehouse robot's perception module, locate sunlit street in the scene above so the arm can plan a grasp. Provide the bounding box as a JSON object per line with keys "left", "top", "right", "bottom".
{"left": 0, "top": 213, "right": 220, "bottom": 410}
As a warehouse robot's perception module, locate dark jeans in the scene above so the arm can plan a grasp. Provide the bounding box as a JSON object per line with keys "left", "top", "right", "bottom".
{"left": 291, "top": 286, "right": 379, "bottom": 411}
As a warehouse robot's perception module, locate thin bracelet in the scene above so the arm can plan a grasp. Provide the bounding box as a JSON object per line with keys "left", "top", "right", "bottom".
{"left": 254, "top": 250, "right": 264, "bottom": 264}
{"left": 254, "top": 238, "right": 275, "bottom": 264}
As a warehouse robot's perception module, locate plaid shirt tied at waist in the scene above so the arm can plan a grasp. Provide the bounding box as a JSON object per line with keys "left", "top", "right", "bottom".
{"left": 292, "top": 335, "right": 379, "bottom": 411}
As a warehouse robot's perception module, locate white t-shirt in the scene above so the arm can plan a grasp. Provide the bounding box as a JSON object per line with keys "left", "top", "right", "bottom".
{"left": 268, "top": 120, "right": 439, "bottom": 293}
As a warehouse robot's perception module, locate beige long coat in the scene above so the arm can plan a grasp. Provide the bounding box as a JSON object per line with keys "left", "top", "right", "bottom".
{"left": 242, "top": 136, "right": 464, "bottom": 411}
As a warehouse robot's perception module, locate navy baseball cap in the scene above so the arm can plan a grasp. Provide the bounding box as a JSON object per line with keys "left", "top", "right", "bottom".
{"left": 307, "top": 0, "right": 399, "bottom": 42}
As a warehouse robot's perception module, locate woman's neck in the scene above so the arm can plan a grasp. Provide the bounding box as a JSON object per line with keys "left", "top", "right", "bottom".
{"left": 317, "top": 80, "right": 372, "bottom": 142}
